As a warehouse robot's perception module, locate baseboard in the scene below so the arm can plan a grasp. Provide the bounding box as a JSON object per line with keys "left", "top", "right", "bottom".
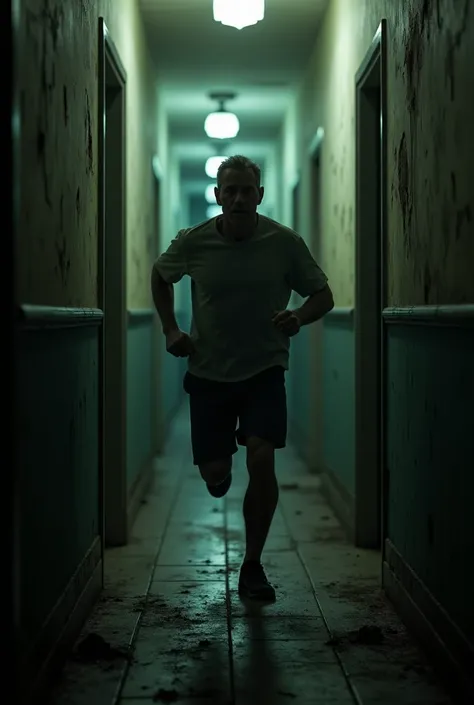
{"left": 20, "top": 536, "right": 103, "bottom": 704}
{"left": 128, "top": 456, "right": 155, "bottom": 534}
{"left": 319, "top": 465, "right": 355, "bottom": 543}
{"left": 383, "top": 539, "right": 474, "bottom": 705}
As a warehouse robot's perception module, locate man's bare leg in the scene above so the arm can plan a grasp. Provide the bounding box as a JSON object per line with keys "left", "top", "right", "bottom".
{"left": 239, "top": 436, "right": 278, "bottom": 600}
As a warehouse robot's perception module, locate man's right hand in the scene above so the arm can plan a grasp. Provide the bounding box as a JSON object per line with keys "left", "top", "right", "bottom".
{"left": 165, "top": 328, "right": 194, "bottom": 358}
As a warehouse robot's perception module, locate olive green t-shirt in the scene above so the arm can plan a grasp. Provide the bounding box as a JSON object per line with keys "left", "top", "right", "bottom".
{"left": 154, "top": 215, "right": 328, "bottom": 382}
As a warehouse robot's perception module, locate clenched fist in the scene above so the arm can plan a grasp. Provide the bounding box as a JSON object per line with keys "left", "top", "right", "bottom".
{"left": 272, "top": 310, "right": 301, "bottom": 337}
{"left": 165, "top": 328, "right": 195, "bottom": 357}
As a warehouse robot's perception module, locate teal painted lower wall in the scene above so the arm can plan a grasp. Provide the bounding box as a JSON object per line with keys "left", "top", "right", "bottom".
{"left": 386, "top": 321, "right": 474, "bottom": 645}
{"left": 322, "top": 311, "right": 355, "bottom": 496}
{"left": 127, "top": 311, "right": 154, "bottom": 489}
{"left": 161, "top": 308, "right": 190, "bottom": 426}
{"left": 288, "top": 324, "right": 311, "bottom": 453}
{"left": 17, "top": 315, "right": 101, "bottom": 647}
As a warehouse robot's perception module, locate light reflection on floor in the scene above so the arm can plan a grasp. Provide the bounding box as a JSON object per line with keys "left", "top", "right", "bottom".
{"left": 49, "top": 405, "right": 453, "bottom": 705}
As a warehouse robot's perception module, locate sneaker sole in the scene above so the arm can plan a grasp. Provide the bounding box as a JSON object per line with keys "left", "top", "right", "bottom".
{"left": 238, "top": 583, "right": 276, "bottom": 602}
{"left": 206, "top": 472, "right": 232, "bottom": 498}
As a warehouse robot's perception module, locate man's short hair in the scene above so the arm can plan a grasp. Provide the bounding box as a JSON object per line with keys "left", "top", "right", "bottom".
{"left": 216, "top": 155, "right": 261, "bottom": 188}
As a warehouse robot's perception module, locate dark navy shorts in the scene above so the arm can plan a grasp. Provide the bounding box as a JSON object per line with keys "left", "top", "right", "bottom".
{"left": 183, "top": 366, "right": 287, "bottom": 466}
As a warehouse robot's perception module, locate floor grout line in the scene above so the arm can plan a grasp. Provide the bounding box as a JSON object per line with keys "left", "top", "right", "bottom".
{"left": 296, "top": 545, "right": 365, "bottom": 705}
{"left": 112, "top": 448, "right": 190, "bottom": 705}
{"left": 278, "top": 495, "right": 364, "bottom": 705}
{"left": 224, "top": 495, "right": 237, "bottom": 705}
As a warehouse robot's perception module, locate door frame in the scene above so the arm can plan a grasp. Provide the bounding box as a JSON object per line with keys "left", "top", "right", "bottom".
{"left": 98, "top": 18, "right": 128, "bottom": 549}
{"left": 354, "top": 20, "right": 388, "bottom": 549}
{"left": 11, "top": 0, "right": 21, "bottom": 688}
{"left": 307, "top": 127, "right": 325, "bottom": 467}
{"left": 151, "top": 155, "right": 163, "bottom": 454}
{"left": 308, "top": 126, "right": 325, "bottom": 261}
{"left": 290, "top": 172, "right": 301, "bottom": 233}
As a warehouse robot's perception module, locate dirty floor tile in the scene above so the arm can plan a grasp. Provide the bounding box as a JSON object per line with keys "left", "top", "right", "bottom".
{"left": 48, "top": 406, "right": 455, "bottom": 705}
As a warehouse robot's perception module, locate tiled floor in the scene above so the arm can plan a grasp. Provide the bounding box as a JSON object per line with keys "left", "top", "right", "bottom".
{"left": 49, "top": 404, "right": 453, "bottom": 705}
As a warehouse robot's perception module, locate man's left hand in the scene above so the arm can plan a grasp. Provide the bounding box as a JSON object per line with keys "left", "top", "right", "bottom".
{"left": 272, "top": 310, "right": 301, "bottom": 337}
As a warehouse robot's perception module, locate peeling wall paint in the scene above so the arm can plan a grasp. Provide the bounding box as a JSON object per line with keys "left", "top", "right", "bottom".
{"left": 18, "top": 0, "right": 160, "bottom": 308}
{"left": 297, "top": 0, "right": 474, "bottom": 306}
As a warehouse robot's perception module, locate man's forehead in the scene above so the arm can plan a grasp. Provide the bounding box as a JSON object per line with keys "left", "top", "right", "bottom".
{"left": 219, "top": 168, "right": 258, "bottom": 187}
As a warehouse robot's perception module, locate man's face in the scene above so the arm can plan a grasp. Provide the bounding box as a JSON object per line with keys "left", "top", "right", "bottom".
{"left": 214, "top": 168, "right": 264, "bottom": 226}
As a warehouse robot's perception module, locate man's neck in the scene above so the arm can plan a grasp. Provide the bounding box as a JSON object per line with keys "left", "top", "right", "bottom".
{"left": 217, "top": 214, "right": 259, "bottom": 241}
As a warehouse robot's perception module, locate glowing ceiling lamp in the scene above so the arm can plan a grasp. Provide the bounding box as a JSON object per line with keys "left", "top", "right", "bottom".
{"left": 213, "top": 0, "right": 265, "bottom": 30}
{"left": 205, "top": 156, "right": 226, "bottom": 179}
{"left": 204, "top": 92, "right": 240, "bottom": 140}
{"left": 205, "top": 184, "right": 217, "bottom": 203}
{"left": 204, "top": 111, "right": 239, "bottom": 139}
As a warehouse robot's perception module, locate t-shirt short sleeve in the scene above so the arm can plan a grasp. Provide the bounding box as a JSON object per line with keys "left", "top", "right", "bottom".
{"left": 153, "top": 230, "right": 188, "bottom": 284}
{"left": 287, "top": 234, "right": 328, "bottom": 297}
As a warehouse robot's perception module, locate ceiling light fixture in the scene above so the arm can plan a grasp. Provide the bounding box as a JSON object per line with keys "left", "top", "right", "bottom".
{"left": 213, "top": 0, "right": 265, "bottom": 30}
{"left": 204, "top": 92, "right": 240, "bottom": 140}
{"left": 205, "top": 156, "right": 226, "bottom": 179}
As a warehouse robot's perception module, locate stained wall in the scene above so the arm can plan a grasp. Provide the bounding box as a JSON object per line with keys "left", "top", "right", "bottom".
{"left": 18, "top": 0, "right": 160, "bottom": 308}
{"left": 296, "top": 0, "right": 474, "bottom": 307}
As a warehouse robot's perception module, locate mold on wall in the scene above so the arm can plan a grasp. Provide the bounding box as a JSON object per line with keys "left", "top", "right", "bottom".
{"left": 18, "top": 0, "right": 161, "bottom": 308}
{"left": 296, "top": 0, "right": 474, "bottom": 307}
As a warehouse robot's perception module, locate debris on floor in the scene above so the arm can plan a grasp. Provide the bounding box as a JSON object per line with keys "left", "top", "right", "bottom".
{"left": 326, "top": 624, "right": 390, "bottom": 647}
{"left": 153, "top": 688, "right": 179, "bottom": 703}
{"left": 73, "top": 633, "right": 130, "bottom": 662}
{"left": 47, "top": 414, "right": 455, "bottom": 705}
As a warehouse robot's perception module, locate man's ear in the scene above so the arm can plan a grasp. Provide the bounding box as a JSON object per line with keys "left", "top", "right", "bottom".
{"left": 258, "top": 186, "right": 264, "bottom": 205}
{"left": 214, "top": 186, "right": 222, "bottom": 206}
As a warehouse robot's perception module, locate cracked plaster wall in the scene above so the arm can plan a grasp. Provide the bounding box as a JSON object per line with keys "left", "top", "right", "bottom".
{"left": 297, "top": 0, "right": 474, "bottom": 306}
{"left": 18, "top": 0, "right": 159, "bottom": 308}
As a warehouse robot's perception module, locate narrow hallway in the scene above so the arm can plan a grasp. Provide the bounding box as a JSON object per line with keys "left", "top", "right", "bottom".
{"left": 49, "top": 405, "right": 452, "bottom": 705}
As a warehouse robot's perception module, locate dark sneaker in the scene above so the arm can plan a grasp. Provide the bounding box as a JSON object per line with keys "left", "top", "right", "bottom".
{"left": 206, "top": 472, "right": 232, "bottom": 498}
{"left": 238, "top": 561, "right": 276, "bottom": 601}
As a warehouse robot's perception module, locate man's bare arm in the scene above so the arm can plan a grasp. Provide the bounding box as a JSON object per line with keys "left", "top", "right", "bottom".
{"left": 151, "top": 266, "right": 179, "bottom": 334}
{"left": 294, "top": 284, "right": 334, "bottom": 325}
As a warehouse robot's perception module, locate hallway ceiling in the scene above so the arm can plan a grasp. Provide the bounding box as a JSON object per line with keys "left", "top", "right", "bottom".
{"left": 139, "top": 0, "right": 329, "bottom": 183}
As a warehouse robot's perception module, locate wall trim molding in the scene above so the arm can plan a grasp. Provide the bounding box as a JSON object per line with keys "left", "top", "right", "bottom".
{"left": 20, "top": 536, "right": 102, "bottom": 703}
{"left": 127, "top": 308, "right": 155, "bottom": 324}
{"left": 18, "top": 305, "right": 104, "bottom": 329}
{"left": 324, "top": 307, "right": 354, "bottom": 323}
{"left": 127, "top": 456, "right": 155, "bottom": 536}
{"left": 383, "top": 539, "right": 474, "bottom": 704}
{"left": 317, "top": 465, "right": 355, "bottom": 544}
{"left": 383, "top": 304, "right": 474, "bottom": 327}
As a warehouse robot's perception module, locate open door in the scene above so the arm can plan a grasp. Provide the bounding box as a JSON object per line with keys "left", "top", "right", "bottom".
{"left": 98, "top": 18, "right": 128, "bottom": 548}
{"left": 354, "top": 20, "right": 388, "bottom": 549}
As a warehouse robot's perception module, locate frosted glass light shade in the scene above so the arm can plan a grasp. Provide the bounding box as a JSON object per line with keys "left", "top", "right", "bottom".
{"left": 213, "top": 0, "right": 265, "bottom": 30}
{"left": 205, "top": 184, "right": 217, "bottom": 203}
{"left": 205, "top": 156, "right": 226, "bottom": 179}
{"left": 204, "top": 111, "right": 240, "bottom": 139}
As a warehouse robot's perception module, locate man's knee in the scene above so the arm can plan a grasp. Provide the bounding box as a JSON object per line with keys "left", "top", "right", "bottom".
{"left": 246, "top": 436, "right": 275, "bottom": 477}
{"left": 199, "top": 457, "right": 232, "bottom": 485}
